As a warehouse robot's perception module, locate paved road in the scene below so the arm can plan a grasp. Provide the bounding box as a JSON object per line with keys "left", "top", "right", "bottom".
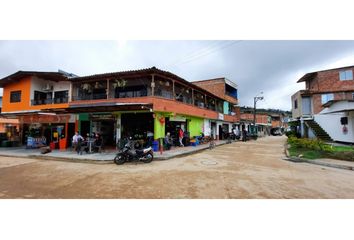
{"left": 1, "top": 136, "right": 354, "bottom": 198}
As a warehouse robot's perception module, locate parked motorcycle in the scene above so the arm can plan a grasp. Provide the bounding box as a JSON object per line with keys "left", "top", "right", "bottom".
{"left": 114, "top": 139, "right": 154, "bottom": 165}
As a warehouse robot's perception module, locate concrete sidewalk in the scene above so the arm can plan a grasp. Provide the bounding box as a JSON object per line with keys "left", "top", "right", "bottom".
{"left": 0, "top": 140, "right": 228, "bottom": 163}
{"left": 284, "top": 155, "right": 354, "bottom": 171}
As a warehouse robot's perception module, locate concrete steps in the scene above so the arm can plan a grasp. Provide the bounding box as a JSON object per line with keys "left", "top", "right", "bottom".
{"left": 305, "top": 120, "right": 333, "bottom": 142}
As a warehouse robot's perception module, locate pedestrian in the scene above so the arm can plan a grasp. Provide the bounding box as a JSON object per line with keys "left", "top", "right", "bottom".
{"left": 242, "top": 126, "right": 247, "bottom": 142}
{"left": 178, "top": 127, "right": 184, "bottom": 147}
{"left": 72, "top": 131, "right": 84, "bottom": 154}
{"left": 164, "top": 132, "right": 172, "bottom": 150}
{"left": 235, "top": 126, "right": 240, "bottom": 140}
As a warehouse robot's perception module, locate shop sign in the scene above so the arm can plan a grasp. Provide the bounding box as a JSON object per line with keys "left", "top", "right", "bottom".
{"left": 90, "top": 113, "right": 114, "bottom": 120}
{"left": 20, "top": 114, "right": 71, "bottom": 124}
{"left": 218, "top": 113, "right": 224, "bottom": 120}
{"left": 170, "top": 116, "right": 186, "bottom": 122}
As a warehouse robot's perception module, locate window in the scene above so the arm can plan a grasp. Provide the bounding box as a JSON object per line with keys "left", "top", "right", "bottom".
{"left": 352, "top": 92, "right": 354, "bottom": 100}
{"left": 10, "top": 91, "right": 21, "bottom": 103}
{"left": 321, "top": 93, "right": 334, "bottom": 104}
{"left": 339, "top": 70, "right": 353, "bottom": 81}
{"left": 294, "top": 99, "right": 298, "bottom": 109}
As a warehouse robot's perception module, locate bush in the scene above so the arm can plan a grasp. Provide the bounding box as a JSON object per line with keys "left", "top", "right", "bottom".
{"left": 287, "top": 137, "right": 334, "bottom": 153}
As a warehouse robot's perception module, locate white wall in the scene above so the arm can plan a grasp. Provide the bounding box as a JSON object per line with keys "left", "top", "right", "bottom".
{"left": 314, "top": 112, "right": 354, "bottom": 143}
{"left": 31, "top": 76, "right": 71, "bottom": 101}
{"left": 203, "top": 119, "right": 211, "bottom": 136}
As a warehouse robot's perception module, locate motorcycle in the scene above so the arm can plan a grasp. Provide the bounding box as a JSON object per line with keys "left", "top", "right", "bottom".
{"left": 114, "top": 139, "right": 154, "bottom": 165}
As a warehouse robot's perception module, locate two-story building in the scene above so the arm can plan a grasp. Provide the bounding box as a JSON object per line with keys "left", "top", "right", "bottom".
{"left": 0, "top": 67, "right": 240, "bottom": 149}
{"left": 291, "top": 65, "right": 354, "bottom": 143}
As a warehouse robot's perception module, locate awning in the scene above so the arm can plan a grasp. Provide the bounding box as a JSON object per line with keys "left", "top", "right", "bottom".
{"left": 320, "top": 100, "right": 354, "bottom": 114}
{"left": 64, "top": 102, "right": 153, "bottom": 113}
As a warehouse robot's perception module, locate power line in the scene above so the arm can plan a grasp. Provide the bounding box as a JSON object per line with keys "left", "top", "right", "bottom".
{"left": 170, "top": 40, "right": 243, "bottom": 68}
{"left": 163, "top": 40, "right": 221, "bottom": 68}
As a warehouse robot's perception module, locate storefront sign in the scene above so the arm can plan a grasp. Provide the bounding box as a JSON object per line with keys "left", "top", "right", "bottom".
{"left": 170, "top": 116, "right": 186, "bottom": 122}
{"left": 90, "top": 113, "right": 114, "bottom": 120}
{"left": 20, "top": 114, "right": 71, "bottom": 124}
{"left": 218, "top": 113, "right": 224, "bottom": 120}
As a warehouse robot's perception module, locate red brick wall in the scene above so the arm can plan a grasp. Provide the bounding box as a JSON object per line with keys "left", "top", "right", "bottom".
{"left": 70, "top": 96, "right": 240, "bottom": 122}
{"left": 308, "top": 67, "right": 354, "bottom": 93}
{"left": 193, "top": 80, "right": 225, "bottom": 97}
{"left": 241, "top": 113, "right": 269, "bottom": 124}
{"left": 306, "top": 67, "right": 354, "bottom": 114}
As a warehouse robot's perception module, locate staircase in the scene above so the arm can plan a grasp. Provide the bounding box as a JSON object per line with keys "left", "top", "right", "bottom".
{"left": 305, "top": 120, "right": 333, "bottom": 142}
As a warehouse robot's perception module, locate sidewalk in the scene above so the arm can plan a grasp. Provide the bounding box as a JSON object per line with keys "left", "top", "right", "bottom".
{"left": 0, "top": 140, "right": 228, "bottom": 163}
{"left": 284, "top": 155, "right": 354, "bottom": 171}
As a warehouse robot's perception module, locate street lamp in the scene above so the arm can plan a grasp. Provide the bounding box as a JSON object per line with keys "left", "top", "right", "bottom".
{"left": 253, "top": 92, "right": 264, "bottom": 132}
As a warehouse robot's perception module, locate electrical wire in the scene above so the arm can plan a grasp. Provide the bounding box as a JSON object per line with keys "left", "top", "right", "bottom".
{"left": 165, "top": 40, "right": 243, "bottom": 68}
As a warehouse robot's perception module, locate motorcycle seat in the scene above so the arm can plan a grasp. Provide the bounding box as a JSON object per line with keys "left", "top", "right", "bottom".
{"left": 136, "top": 149, "right": 144, "bottom": 155}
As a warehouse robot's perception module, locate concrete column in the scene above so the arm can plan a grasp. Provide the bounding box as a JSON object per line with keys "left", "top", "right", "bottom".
{"left": 68, "top": 83, "right": 73, "bottom": 102}
{"left": 172, "top": 80, "right": 175, "bottom": 99}
{"left": 300, "top": 117, "right": 305, "bottom": 137}
{"left": 116, "top": 114, "right": 121, "bottom": 146}
{"left": 151, "top": 74, "right": 155, "bottom": 96}
{"left": 107, "top": 79, "right": 110, "bottom": 99}
{"left": 192, "top": 89, "right": 194, "bottom": 105}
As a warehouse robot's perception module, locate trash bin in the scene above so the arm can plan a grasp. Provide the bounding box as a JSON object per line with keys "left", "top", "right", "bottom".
{"left": 152, "top": 140, "right": 159, "bottom": 152}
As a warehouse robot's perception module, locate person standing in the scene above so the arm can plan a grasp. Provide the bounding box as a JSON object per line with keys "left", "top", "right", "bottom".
{"left": 178, "top": 127, "right": 184, "bottom": 147}
{"left": 72, "top": 131, "right": 84, "bottom": 154}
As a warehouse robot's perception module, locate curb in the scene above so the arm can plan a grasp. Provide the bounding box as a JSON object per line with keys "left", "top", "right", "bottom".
{"left": 154, "top": 142, "right": 227, "bottom": 160}
{"left": 0, "top": 142, "right": 228, "bottom": 164}
{"left": 283, "top": 144, "right": 354, "bottom": 171}
{"left": 283, "top": 156, "right": 354, "bottom": 171}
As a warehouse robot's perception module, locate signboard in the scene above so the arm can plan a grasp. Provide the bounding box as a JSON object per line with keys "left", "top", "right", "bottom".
{"left": 169, "top": 116, "right": 186, "bottom": 122}
{"left": 20, "top": 114, "right": 71, "bottom": 124}
{"left": 218, "top": 113, "right": 224, "bottom": 120}
{"left": 90, "top": 113, "right": 114, "bottom": 120}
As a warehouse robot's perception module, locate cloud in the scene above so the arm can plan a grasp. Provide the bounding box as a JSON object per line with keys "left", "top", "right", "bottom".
{"left": 1, "top": 40, "right": 354, "bottom": 111}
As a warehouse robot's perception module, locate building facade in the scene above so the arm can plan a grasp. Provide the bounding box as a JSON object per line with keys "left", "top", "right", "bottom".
{"left": 291, "top": 65, "right": 354, "bottom": 143}
{"left": 0, "top": 67, "right": 240, "bottom": 149}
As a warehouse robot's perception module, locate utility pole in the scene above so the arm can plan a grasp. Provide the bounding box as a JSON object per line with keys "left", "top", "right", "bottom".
{"left": 253, "top": 93, "right": 264, "bottom": 135}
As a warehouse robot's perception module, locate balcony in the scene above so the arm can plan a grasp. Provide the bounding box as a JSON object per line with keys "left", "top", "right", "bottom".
{"left": 31, "top": 98, "right": 68, "bottom": 105}
{"left": 72, "top": 93, "right": 107, "bottom": 101}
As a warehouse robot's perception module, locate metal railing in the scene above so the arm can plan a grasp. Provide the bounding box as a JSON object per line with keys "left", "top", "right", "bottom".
{"left": 31, "top": 98, "right": 69, "bottom": 105}
{"left": 72, "top": 94, "right": 108, "bottom": 101}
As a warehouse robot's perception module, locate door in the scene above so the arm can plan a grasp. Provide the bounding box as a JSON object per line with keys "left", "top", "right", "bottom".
{"left": 302, "top": 97, "right": 312, "bottom": 115}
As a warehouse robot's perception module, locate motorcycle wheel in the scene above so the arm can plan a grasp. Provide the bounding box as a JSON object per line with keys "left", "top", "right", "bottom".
{"left": 114, "top": 154, "right": 126, "bottom": 165}
{"left": 142, "top": 152, "right": 153, "bottom": 163}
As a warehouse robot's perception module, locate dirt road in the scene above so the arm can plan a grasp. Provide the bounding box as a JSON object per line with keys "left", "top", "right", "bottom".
{"left": 1, "top": 136, "right": 354, "bottom": 198}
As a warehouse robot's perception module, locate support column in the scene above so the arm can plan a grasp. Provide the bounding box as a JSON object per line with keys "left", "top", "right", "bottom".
{"left": 116, "top": 114, "right": 121, "bottom": 147}
{"left": 172, "top": 80, "right": 175, "bottom": 99}
{"left": 69, "top": 83, "right": 73, "bottom": 102}
{"left": 151, "top": 74, "right": 155, "bottom": 96}
{"left": 107, "top": 79, "right": 110, "bottom": 99}
{"left": 192, "top": 89, "right": 195, "bottom": 105}
{"left": 300, "top": 117, "right": 305, "bottom": 137}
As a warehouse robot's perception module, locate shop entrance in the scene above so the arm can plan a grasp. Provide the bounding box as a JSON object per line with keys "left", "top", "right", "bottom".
{"left": 121, "top": 113, "right": 154, "bottom": 146}
{"left": 91, "top": 120, "right": 115, "bottom": 146}
{"left": 165, "top": 117, "right": 188, "bottom": 146}
{"left": 90, "top": 113, "right": 116, "bottom": 147}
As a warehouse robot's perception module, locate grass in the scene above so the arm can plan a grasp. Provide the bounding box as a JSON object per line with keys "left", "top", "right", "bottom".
{"left": 288, "top": 144, "right": 354, "bottom": 161}
{"left": 332, "top": 145, "right": 354, "bottom": 152}
{"left": 288, "top": 146, "right": 325, "bottom": 159}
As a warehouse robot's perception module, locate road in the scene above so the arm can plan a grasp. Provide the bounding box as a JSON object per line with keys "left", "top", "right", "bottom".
{"left": 1, "top": 136, "right": 354, "bottom": 198}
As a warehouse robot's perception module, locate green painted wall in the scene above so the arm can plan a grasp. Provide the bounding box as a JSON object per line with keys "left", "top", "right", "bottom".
{"left": 188, "top": 116, "right": 204, "bottom": 137}
{"left": 154, "top": 112, "right": 166, "bottom": 139}
{"left": 78, "top": 113, "right": 90, "bottom": 133}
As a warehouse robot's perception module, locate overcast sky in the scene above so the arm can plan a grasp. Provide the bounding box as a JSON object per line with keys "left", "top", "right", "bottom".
{"left": 1, "top": 40, "right": 354, "bottom": 111}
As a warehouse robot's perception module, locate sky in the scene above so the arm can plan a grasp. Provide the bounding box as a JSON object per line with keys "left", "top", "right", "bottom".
{"left": 1, "top": 40, "right": 354, "bottom": 111}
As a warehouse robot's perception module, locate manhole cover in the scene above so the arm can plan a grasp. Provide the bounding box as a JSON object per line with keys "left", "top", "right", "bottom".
{"left": 201, "top": 160, "right": 218, "bottom": 165}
